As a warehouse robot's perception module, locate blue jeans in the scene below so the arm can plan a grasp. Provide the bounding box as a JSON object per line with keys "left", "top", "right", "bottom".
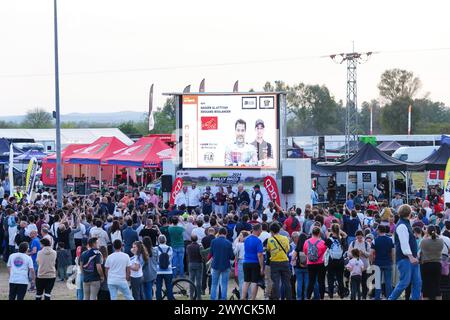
{"left": 388, "top": 259, "right": 422, "bottom": 300}
{"left": 143, "top": 280, "right": 154, "bottom": 300}
{"left": 211, "top": 268, "right": 230, "bottom": 300}
{"left": 108, "top": 281, "right": 134, "bottom": 300}
{"left": 156, "top": 274, "right": 174, "bottom": 300}
{"left": 172, "top": 247, "right": 185, "bottom": 277}
{"left": 374, "top": 265, "right": 393, "bottom": 300}
{"left": 295, "top": 268, "right": 308, "bottom": 300}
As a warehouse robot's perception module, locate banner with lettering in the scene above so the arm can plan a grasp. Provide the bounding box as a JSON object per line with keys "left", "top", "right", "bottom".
{"left": 263, "top": 176, "right": 281, "bottom": 207}
{"left": 169, "top": 177, "right": 184, "bottom": 206}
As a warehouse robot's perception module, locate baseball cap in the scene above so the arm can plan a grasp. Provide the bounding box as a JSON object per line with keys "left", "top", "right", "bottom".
{"left": 255, "top": 119, "right": 265, "bottom": 128}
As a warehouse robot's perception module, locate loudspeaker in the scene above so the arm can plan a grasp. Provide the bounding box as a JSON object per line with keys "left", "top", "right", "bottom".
{"left": 281, "top": 176, "right": 294, "bottom": 194}
{"left": 161, "top": 175, "right": 173, "bottom": 192}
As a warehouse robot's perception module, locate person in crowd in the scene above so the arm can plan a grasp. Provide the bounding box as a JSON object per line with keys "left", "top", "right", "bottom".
{"left": 241, "top": 224, "right": 264, "bottom": 300}
{"left": 325, "top": 223, "right": 347, "bottom": 299}
{"left": 7, "top": 242, "right": 35, "bottom": 300}
{"left": 186, "top": 234, "right": 203, "bottom": 300}
{"left": 56, "top": 241, "right": 71, "bottom": 281}
{"left": 303, "top": 226, "right": 327, "bottom": 300}
{"left": 168, "top": 216, "right": 185, "bottom": 278}
{"left": 210, "top": 227, "right": 234, "bottom": 300}
{"left": 122, "top": 218, "right": 139, "bottom": 256}
{"left": 267, "top": 222, "right": 292, "bottom": 300}
{"left": 347, "top": 230, "right": 371, "bottom": 299}
{"left": 97, "top": 246, "right": 110, "bottom": 300}
{"left": 142, "top": 236, "right": 158, "bottom": 300}
{"left": 389, "top": 205, "right": 422, "bottom": 300}
{"left": 105, "top": 240, "right": 134, "bottom": 300}
{"left": 129, "top": 240, "right": 147, "bottom": 300}
{"left": 370, "top": 224, "right": 394, "bottom": 300}
{"left": 155, "top": 234, "right": 174, "bottom": 300}
{"left": 80, "top": 237, "right": 104, "bottom": 300}
{"left": 347, "top": 248, "right": 365, "bottom": 300}
{"left": 419, "top": 225, "right": 444, "bottom": 300}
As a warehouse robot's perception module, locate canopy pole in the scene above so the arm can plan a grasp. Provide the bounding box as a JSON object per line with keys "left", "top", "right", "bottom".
{"left": 127, "top": 168, "right": 129, "bottom": 187}
{"left": 99, "top": 164, "right": 102, "bottom": 191}
{"left": 112, "top": 165, "right": 116, "bottom": 186}
{"left": 405, "top": 171, "right": 409, "bottom": 204}
{"left": 86, "top": 165, "right": 89, "bottom": 195}
{"left": 345, "top": 172, "right": 348, "bottom": 204}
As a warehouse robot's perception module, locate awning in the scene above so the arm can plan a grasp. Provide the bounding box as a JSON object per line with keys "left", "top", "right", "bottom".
{"left": 104, "top": 136, "right": 175, "bottom": 168}
{"left": 64, "top": 137, "right": 128, "bottom": 165}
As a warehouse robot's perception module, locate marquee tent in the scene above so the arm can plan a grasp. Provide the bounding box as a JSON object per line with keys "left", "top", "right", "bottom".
{"left": 0, "top": 138, "right": 22, "bottom": 164}
{"left": 64, "top": 136, "right": 128, "bottom": 165}
{"left": 14, "top": 149, "right": 48, "bottom": 162}
{"left": 377, "top": 141, "right": 403, "bottom": 154}
{"left": 104, "top": 136, "right": 175, "bottom": 168}
{"left": 332, "top": 143, "right": 410, "bottom": 172}
{"left": 408, "top": 143, "right": 450, "bottom": 171}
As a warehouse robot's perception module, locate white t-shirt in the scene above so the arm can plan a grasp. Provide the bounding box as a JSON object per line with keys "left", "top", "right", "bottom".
{"left": 263, "top": 208, "right": 275, "bottom": 223}
{"left": 105, "top": 252, "right": 131, "bottom": 284}
{"left": 188, "top": 188, "right": 201, "bottom": 207}
{"left": 7, "top": 252, "right": 34, "bottom": 284}
{"left": 191, "top": 227, "right": 206, "bottom": 244}
{"left": 73, "top": 223, "right": 86, "bottom": 240}
{"left": 25, "top": 223, "right": 38, "bottom": 237}
{"left": 130, "top": 255, "right": 143, "bottom": 278}
{"left": 175, "top": 192, "right": 188, "bottom": 208}
{"left": 90, "top": 227, "right": 109, "bottom": 247}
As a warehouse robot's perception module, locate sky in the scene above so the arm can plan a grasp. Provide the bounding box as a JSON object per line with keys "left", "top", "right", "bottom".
{"left": 0, "top": 0, "right": 450, "bottom": 117}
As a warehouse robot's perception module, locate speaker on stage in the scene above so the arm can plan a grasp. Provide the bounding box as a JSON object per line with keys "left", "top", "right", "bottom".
{"left": 161, "top": 175, "right": 173, "bottom": 192}
{"left": 281, "top": 176, "right": 294, "bottom": 194}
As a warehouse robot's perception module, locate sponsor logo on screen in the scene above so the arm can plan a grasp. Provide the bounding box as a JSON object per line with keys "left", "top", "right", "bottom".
{"left": 201, "top": 117, "right": 218, "bottom": 130}
{"left": 364, "top": 160, "right": 381, "bottom": 165}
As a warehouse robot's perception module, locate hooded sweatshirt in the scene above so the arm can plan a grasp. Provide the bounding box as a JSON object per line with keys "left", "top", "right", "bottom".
{"left": 36, "top": 246, "right": 57, "bottom": 278}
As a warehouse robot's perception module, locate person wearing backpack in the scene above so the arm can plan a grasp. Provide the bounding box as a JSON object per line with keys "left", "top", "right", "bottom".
{"left": 291, "top": 231, "right": 309, "bottom": 300}
{"left": 155, "top": 234, "right": 174, "bottom": 300}
{"left": 267, "top": 222, "right": 292, "bottom": 300}
{"left": 303, "top": 226, "right": 327, "bottom": 300}
{"left": 325, "top": 223, "right": 347, "bottom": 299}
{"left": 347, "top": 230, "right": 371, "bottom": 299}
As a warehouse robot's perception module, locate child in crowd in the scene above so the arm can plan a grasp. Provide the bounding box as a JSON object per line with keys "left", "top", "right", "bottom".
{"left": 346, "top": 248, "right": 365, "bottom": 300}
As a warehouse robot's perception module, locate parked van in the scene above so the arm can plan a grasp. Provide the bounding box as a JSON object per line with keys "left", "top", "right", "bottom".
{"left": 392, "top": 146, "right": 439, "bottom": 163}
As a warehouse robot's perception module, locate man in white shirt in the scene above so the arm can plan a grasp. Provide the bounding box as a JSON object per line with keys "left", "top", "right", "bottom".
{"left": 105, "top": 240, "right": 133, "bottom": 300}
{"left": 183, "top": 216, "right": 195, "bottom": 242}
{"left": 191, "top": 219, "right": 206, "bottom": 244}
{"left": 7, "top": 242, "right": 35, "bottom": 300}
{"left": 388, "top": 204, "right": 421, "bottom": 300}
{"left": 175, "top": 186, "right": 189, "bottom": 209}
{"left": 187, "top": 182, "right": 202, "bottom": 212}
{"left": 89, "top": 220, "right": 110, "bottom": 248}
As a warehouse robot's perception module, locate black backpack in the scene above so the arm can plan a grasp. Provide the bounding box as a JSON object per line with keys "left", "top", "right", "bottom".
{"left": 158, "top": 246, "right": 170, "bottom": 270}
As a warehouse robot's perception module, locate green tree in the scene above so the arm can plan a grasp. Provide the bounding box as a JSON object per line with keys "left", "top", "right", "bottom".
{"left": 380, "top": 97, "right": 417, "bottom": 134}
{"left": 263, "top": 81, "right": 344, "bottom": 135}
{"left": 149, "top": 97, "right": 176, "bottom": 134}
{"left": 377, "top": 69, "right": 421, "bottom": 103}
{"left": 0, "top": 120, "right": 18, "bottom": 128}
{"left": 22, "top": 107, "right": 53, "bottom": 128}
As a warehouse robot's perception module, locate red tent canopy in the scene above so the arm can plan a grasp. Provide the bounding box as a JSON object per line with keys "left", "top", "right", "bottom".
{"left": 65, "top": 137, "right": 128, "bottom": 165}
{"left": 45, "top": 144, "right": 89, "bottom": 163}
{"left": 104, "top": 136, "right": 175, "bottom": 168}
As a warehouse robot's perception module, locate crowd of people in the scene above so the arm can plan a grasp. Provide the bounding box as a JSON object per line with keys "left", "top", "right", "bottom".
{"left": 1, "top": 180, "right": 449, "bottom": 301}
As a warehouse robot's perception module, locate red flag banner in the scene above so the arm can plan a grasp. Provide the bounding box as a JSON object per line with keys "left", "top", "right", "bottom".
{"left": 263, "top": 176, "right": 281, "bottom": 207}
{"left": 169, "top": 177, "right": 184, "bottom": 206}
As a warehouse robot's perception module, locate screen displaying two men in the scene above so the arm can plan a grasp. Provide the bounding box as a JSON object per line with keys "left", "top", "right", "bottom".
{"left": 182, "top": 94, "right": 278, "bottom": 169}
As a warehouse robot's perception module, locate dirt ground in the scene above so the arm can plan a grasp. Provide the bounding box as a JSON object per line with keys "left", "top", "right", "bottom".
{"left": 0, "top": 261, "right": 266, "bottom": 300}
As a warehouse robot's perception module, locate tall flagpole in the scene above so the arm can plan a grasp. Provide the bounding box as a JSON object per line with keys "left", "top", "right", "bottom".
{"left": 369, "top": 104, "right": 373, "bottom": 135}
{"left": 407, "top": 104, "right": 412, "bottom": 135}
{"left": 54, "top": 0, "right": 63, "bottom": 208}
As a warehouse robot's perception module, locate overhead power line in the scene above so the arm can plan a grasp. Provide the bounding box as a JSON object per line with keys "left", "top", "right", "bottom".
{"left": 0, "top": 46, "right": 450, "bottom": 79}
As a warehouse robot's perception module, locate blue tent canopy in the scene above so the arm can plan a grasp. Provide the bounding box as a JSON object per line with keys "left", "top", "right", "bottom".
{"left": 14, "top": 149, "right": 47, "bottom": 162}
{"left": 0, "top": 138, "right": 23, "bottom": 164}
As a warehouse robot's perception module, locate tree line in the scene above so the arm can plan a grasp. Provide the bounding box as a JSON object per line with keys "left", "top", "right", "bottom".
{"left": 1, "top": 69, "right": 449, "bottom": 136}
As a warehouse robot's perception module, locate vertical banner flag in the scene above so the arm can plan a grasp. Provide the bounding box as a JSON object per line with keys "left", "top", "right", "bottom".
{"left": 169, "top": 177, "right": 184, "bottom": 206}
{"left": 8, "top": 143, "right": 14, "bottom": 193}
{"left": 148, "top": 84, "right": 154, "bottom": 131}
{"left": 25, "top": 157, "right": 38, "bottom": 197}
{"left": 263, "top": 176, "right": 281, "bottom": 207}
{"left": 444, "top": 157, "right": 450, "bottom": 203}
